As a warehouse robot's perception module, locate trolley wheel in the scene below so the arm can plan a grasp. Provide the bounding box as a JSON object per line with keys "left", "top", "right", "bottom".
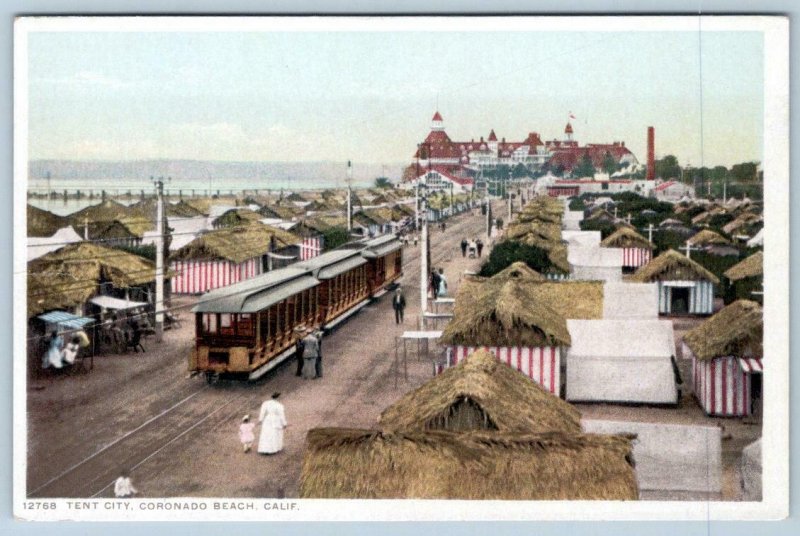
{"left": 205, "top": 371, "right": 220, "bottom": 385}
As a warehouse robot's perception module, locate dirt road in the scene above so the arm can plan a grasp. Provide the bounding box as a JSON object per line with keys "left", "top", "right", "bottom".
{"left": 28, "top": 204, "right": 497, "bottom": 498}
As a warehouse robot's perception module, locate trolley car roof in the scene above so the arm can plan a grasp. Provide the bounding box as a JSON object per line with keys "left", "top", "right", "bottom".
{"left": 192, "top": 267, "right": 318, "bottom": 313}
{"left": 296, "top": 249, "right": 368, "bottom": 280}
{"left": 361, "top": 235, "right": 402, "bottom": 259}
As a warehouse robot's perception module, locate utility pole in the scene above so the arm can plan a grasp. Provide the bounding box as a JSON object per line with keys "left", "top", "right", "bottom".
{"left": 680, "top": 242, "right": 698, "bottom": 260}
{"left": 647, "top": 223, "right": 654, "bottom": 243}
{"left": 346, "top": 160, "right": 353, "bottom": 232}
{"left": 723, "top": 179, "right": 727, "bottom": 204}
{"left": 152, "top": 176, "right": 167, "bottom": 342}
{"left": 507, "top": 169, "right": 512, "bottom": 221}
{"left": 419, "top": 177, "right": 429, "bottom": 327}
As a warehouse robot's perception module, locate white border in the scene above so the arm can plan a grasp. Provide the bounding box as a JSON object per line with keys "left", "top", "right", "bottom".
{"left": 12, "top": 15, "right": 790, "bottom": 521}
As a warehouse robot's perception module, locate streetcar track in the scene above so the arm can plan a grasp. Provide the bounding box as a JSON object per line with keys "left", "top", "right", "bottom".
{"left": 30, "top": 207, "right": 493, "bottom": 498}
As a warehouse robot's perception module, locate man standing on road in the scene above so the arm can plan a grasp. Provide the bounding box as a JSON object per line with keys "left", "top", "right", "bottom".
{"left": 301, "top": 329, "right": 320, "bottom": 379}
{"left": 476, "top": 238, "right": 484, "bottom": 258}
{"left": 460, "top": 238, "right": 468, "bottom": 257}
{"left": 430, "top": 269, "right": 440, "bottom": 300}
{"left": 294, "top": 328, "right": 306, "bottom": 377}
{"left": 393, "top": 286, "right": 407, "bottom": 324}
{"left": 314, "top": 329, "right": 324, "bottom": 379}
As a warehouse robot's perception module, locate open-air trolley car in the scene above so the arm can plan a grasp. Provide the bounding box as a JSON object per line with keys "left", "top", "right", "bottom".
{"left": 190, "top": 236, "right": 402, "bottom": 382}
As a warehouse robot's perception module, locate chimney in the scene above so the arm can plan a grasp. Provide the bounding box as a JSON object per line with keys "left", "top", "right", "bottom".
{"left": 646, "top": 127, "right": 655, "bottom": 181}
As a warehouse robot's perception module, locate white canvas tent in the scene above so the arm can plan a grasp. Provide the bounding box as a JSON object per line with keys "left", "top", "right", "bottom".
{"left": 747, "top": 228, "right": 764, "bottom": 248}
{"left": 603, "top": 282, "right": 659, "bottom": 319}
{"left": 562, "top": 210, "right": 584, "bottom": 231}
{"left": 562, "top": 230, "right": 601, "bottom": 248}
{"left": 740, "top": 438, "right": 762, "bottom": 501}
{"left": 568, "top": 245, "right": 623, "bottom": 282}
{"left": 28, "top": 227, "right": 83, "bottom": 261}
{"left": 566, "top": 319, "right": 678, "bottom": 404}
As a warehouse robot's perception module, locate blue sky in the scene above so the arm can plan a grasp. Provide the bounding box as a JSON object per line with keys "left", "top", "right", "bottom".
{"left": 26, "top": 29, "right": 763, "bottom": 168}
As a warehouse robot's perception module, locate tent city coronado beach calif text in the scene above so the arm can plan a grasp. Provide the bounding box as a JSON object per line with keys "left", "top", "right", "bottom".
{"left": 14, "top": 16, "right": 789, "bottom": 521}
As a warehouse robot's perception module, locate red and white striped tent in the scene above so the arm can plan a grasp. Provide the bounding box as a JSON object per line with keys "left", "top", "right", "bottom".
{"left": 600, "top": 227, "right": 654, "bottom": 269}
{"left": 170, "top": 224, "right": 302, "bottom": 295}
{"left": 682, "top": 300, "right": 763, "bottom": 417}
{"left": 447, "top": 346, "right": 560, "bottom": 395}
{"left": 299, "top": 236, "right": 323, "bottom": 260}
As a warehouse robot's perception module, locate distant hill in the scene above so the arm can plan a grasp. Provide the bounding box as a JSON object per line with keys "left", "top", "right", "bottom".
{"left": 28, "top": 159, "right": 404, "bottom": 188}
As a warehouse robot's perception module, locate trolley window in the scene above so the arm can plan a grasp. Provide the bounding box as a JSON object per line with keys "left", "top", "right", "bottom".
{"left": 220, "top": 313, "right": 233, "bottom": 336}
{"left": 202, "top": 313, "right": 218, "bottom": 334}
{"left": 237, "top": 313, "right": 253, "bottom": 337}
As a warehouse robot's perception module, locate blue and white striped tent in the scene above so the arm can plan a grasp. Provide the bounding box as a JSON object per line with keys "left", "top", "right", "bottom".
{"left": 631, "top": 250, "right": 720, "bottom": 316}
{"left": 37, "top": 311, "right": 94, "bottom": 330}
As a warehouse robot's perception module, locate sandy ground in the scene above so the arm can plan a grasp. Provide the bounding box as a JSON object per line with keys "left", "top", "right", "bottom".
{"left": 26, "top": 204, "right": 761, "bottom": 501}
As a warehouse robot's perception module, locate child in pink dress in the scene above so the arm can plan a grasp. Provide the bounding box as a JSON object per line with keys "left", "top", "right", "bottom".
{"left": 239, "top": 415, "right": 256, "bottom": 453}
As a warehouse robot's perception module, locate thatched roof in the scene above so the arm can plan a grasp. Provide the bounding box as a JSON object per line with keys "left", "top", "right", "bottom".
{"left": 601, "top": 227, "right": 654, "bottom": 250}
{"left": 68, "top": 199, "right": 154, "bottom": 238}
{"left": 170, "top": 224, "right": 301, "bottom": 263}
{"left": 27, "top": 242, "right": 159, "bottom": 317}
{"left": 379, "top": 348, "right": 581, "bottom": 433}
{"left": 441, "top": 276, "right": 572, "bottom": 347}
{"left": 27, "top": 205, "right": 69, "bottom": 238}
{"left": 300, "top": 428, "right": 637, "bottom": 500}
{"left": 442, "top": 262, "right": 604, "bottom": 349}
{"left": 687, "top": 229, "right": 730, "bottom": 246}
{"left": 506, "top": 220, "right": 562, "bottom": 243}
{"left": 683, "top": 300, "right": 762, "bottom": 360}
{"left": 629, "top": 249, "right": 720, "bottom": 284}
{"left": 211, "top": 208, "right": 263, "bottom": 228}
{"left": 724, "top": 251, "right": 763, "bottom": 281}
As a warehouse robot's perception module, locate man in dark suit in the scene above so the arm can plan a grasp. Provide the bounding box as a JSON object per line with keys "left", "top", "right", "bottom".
{"left": 392, "top": 287, "right": 407, "bottom": 324}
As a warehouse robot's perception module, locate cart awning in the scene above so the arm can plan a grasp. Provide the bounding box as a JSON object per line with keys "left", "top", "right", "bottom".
{"left": 37, "top": 311, "right": 94, "bottom": 330}
{"left": 89, "top": 296, "right": 149, "bottom": 310}
{"left": 738, "top": 358, "right": 763, "bottom": 374}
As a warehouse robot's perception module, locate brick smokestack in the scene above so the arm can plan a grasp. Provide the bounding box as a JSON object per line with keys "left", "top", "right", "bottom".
{"left": 646, "top": 126, "right": 655, "bottom": 181}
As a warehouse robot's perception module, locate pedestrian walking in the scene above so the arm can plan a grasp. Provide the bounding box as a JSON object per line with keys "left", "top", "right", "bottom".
{"left": 114, "top": 469, "right": 138, "bottom": 498}
{"left": 392, "top": 287, "right": 407, "bottom": 324}
{"left": 476, "top": 238, "right": 484, "bottom": 258}
{"left": 460, "top": 238, "right": 468, "bottom": 257}
{"left": 437, "top": 268, "right": 448, "bottom": 297}
{"left": 413, "top": 235, "right": 418, "bottom": 247}
{"left": 301, "top": 328, "right": 321, "bottom": 379}
{"left": 314, "top": 329, "right": 324, "bottom": 379}
{"left": 239, "top": 415, "right": 256, "bottom": 453}
{"left": 430, "top": 269, "right": 440, "bottom": 300}
{"left": 258, "top": 393, "right": 287, "bottom": 455}
{"left": 294, "top": 329, "right": 306, "bottom": 377}
{"left": 43, "top": 331, "right": 64, "bottom": 369}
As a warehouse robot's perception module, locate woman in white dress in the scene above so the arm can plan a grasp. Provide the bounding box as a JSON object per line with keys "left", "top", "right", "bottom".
{"left": 258, "top": 392, "right": 287, "bottom": 454}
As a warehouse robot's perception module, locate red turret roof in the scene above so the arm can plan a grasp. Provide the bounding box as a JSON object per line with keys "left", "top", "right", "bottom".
{"left": 488, "top": 129, "right": 497, "bottom": 141}
{"left": 565, "top": 122, "right": 574, "bottom": 134}
{"left": 432, "top": 111, "right": 443, "bottom": 121}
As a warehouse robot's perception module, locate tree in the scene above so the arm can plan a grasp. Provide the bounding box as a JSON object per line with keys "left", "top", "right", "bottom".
{"left": 478, "top": 241, "right": 553, "bottom": 277}
{"left": 374, "top": 177, "right": 392, "bottom": 189}
{"left": 654, "top": 155, "right": 681, "bottom": 180}
{"left": 321, "top": 226, "right": 351, "bottom": 251}
{"left": 512, "top": 163, "right": 530, "bottom": 179}
{"left": 602, "top": 152, "right": 617, "bottom": 176}
{"left": 572, "top": 152, "right": 595, "bottom": 178}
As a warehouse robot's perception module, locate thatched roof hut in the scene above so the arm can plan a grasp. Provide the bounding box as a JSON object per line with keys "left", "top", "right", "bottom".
{"left": 211, "top": 208, "right": 263, "bottom": 229}
{"left": 300, "top": 428, "right": 637, "bottom": 500}
{"left": 601, "top": 227, "right": 654, "bottom": 250}
{"left": 687, "top": 229, "right": 730, "bottom": 247}
{"left": 27, "top": 205, "right": 69, "bottom": 238}
{"left": 682, "top": 300, "right": 762, "bottom": 361}
{"left": 629, "top": 249, "right": 720, "bottom": 284}
{"left": 379, "top": 348, "right": 581, "bottom": 433}
{"left": 27, "top": 242, "right": 159, "bottom": 317}
{"left": 724, "top": 251, "right": 763, "bottom": 282}
{"left": 170, "top": 224, "right": 301, "bottom": 264}
{"left": 442, "top": 267, "right": 603, "bottom": 348}
{"left": 69, "top": 199, "right": 154, "bottom": 238}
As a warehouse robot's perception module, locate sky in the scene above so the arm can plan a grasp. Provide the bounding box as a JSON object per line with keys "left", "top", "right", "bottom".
{"left": 25, "top": 27, "right": 764, "bottom": 169}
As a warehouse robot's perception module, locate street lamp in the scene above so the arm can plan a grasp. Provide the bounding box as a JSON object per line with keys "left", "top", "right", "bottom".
{"left": 418, "top": 177, "right": 430, "bottom": 326}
